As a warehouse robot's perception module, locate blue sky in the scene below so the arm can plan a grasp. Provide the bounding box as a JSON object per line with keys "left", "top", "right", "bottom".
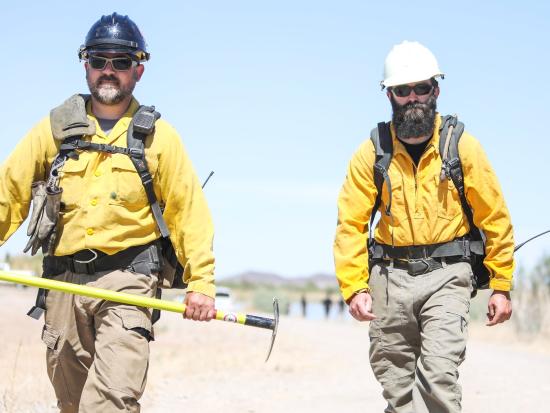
{"left": 1, "top": 1, "right": 549, "bottom": 278}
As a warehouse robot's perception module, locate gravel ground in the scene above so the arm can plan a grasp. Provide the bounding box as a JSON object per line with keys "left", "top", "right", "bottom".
{"left": 1, "top": 286, "right": 549, "bottom": 413}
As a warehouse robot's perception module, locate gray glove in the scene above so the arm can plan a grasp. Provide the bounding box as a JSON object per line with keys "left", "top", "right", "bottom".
{"left": 40, "top": 187, "right": 63, "bottom": 256}
{"left": 23, "top": 182, "right": 62, "bottom": 256}
{"left": 24, "top": 182, "right": 48, "bottom": 255}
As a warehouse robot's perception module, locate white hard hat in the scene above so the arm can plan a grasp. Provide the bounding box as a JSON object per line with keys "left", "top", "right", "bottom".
{"left": 381, "top": 41, "right": 444, "bottom": 89}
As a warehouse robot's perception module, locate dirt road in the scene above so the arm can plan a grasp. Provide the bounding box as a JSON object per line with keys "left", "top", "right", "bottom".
{"left": 1, "top": 287, "right": 549, "bottom": 412}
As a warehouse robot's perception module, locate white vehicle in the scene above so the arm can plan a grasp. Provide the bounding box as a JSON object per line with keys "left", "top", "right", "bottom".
{"left": 0, "top": 262, "right": 35, "bottom": 287}
{"left": 173, "top": 286, "right": 235, "bottom": 310}
{"left": 215, "top": 286, "right": 234, "bottom": 310}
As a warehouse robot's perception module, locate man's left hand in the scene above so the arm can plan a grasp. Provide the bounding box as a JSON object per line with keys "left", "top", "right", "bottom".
{"left": 183, "top": 292, "right": 216, "bottom": 321}
{"left": 486, "top": 290, "right": 512, "bottom": 326}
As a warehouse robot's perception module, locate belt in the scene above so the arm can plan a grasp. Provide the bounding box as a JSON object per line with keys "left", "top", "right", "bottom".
{"left": 369, "top": 237, "right": 483, "bottom": 260}
{"left": 43, "top": 242, "right": 161, "bottom": 275}
{"left": 377, "top": 256, "right": 466, "bottom": 276}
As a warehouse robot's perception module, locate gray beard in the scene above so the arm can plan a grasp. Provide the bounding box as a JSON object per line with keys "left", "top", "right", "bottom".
{"left": 86, "top": 72, "right": 135, "bottom": 105}
{"left": 391, "top": 93, "right": 437, "bottom": 139}
{"left": 91, "top": 85, "right": 125, "bottom": 105}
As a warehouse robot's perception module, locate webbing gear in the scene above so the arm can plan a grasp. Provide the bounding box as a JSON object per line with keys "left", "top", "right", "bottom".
{"left": 437, "top": 115, "right": 489, "bottom": 290}
{"left": 369, "top": 237, "right": 481, "bottom": 261}
{"left": 126, "top": 106, "right": 169, "bottom": 238}
{"left": 368, "top": 115, "right": 490, "bottom": 293}
{"left": 27, "top": 241, "right": 162, "bottom": 320}
{"left": 367, "top": 121, "right": 393, "bottom": 266}
{"left": 49, "top": 95, "right": 185, "bottom": 289}
{"left": 125, "top": 106, "right": 186, "bottom": 289}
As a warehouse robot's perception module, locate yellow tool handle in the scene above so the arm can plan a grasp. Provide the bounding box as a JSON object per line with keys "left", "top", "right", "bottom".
{"left": 0, "top": 270, "right": 185, "bottom": 312}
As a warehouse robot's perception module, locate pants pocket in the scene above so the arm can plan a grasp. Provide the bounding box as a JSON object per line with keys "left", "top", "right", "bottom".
{"left": 100, "top": 308, "right": 151, "bottom": 397}
{"left": 438, "top": 296, "right": 469, "bottom": 364}
{"left": 42, "top": 325, "right": 72, "bottom": 406}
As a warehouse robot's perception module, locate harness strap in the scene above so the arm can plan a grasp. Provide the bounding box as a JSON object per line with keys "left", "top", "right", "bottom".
{"left": 59, "top": 140, "right": 142, "bottom": 157}
{"left": 369, "top": 121, "right": 393, "bottom": 251}
{"left": 369, "top": 238, "right": 484, "bottom": 261}
{"left": 439, "top": 115, "right": 484, "bottom": 242}
{"left": 126, "top": 106, "right": 170, "bottom": 238}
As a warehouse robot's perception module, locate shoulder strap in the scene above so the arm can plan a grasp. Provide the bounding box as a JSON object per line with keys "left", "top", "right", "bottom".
{"left": 368, "top": 121, "right": 393, "bottom": 247}
{"left": 370, "top": 121, "right": 393, "bottom": 221}
{"left": 48, "top": 94, "right": 95, "bottom": 190}
{"left": 439, "top": 115, "right": 482, "bottom": 241}
{"left": 50, "top": 94, "right": 95, "bottom": 141}
{"left": 126, "top": 105, "right": 170, "bottom": 238}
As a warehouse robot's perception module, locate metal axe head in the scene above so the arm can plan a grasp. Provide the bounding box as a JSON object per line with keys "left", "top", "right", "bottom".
{"left": 265, "top": 298, "right": 279, "bottom": 362}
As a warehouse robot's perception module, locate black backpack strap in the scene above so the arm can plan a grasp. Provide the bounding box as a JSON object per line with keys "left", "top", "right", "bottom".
{"left": 370, "top": 122, "right": 393, "bottom": 222}
{"left": 439, "top": 115, "right": 482, "bottom": 242}
{"left": 368, "top": 122, "right": 393, "bottom": 249}
{"left": 126, "top": 105, "right": 170, "bottom": 238}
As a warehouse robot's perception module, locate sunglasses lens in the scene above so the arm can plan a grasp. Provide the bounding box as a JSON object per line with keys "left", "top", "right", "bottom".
{"left": 89, "top": 56, "right": 107, "bottom": 70}
{"left": 88, "top": 56, "right": 134, "bottom": 71}
{"left": 393, "top": 85, "right": 411, "bottom": 98}
{"left": 392, "top": 84, "right": 433, "bottom": 97}
{"left": 413, "top": 84, "right": 433, "bottom": 96}
{"left": 112, "top": 57, "right": 133, "bottom": 71}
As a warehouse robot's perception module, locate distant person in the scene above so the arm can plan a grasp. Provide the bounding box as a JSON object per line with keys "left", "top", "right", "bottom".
{"left": 301, "top": 293, "right": 307, "bottom": 317}
{"left": 322, "top": 292, "right": 333, "bottom": 319}
{"left": 0, "top": 13, "right": 216, "bottom": 411}
{"left": 334, "top": 41, "right": 514, "bottom": 412}
{"left": 338, "top": 297, "right": 345, "bottom": 315}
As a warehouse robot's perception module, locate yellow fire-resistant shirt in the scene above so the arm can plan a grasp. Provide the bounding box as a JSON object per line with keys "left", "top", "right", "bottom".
{"left": 334, "top": 114, "right": 515, "bottom": 301}
{"left": 0, "top": 98, "right": 215, "bottom": 298}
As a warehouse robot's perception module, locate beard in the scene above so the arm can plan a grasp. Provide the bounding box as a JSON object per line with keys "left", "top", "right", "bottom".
{"left": 86, "top": 72, "right": 136, "bottom": 105}
{"left": 391, "top": 93, "right": 437, "bottom": 139}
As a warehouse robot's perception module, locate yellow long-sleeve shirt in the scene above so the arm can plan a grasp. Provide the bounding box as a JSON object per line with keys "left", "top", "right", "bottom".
{"left": 334, "top": 114, "right": 515, "bottom": 301}
{"left": 0, "top": 98, "right": 215, "bottom": 297}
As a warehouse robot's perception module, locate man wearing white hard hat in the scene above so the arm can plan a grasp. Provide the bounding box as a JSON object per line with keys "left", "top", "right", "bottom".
{"left": 334, "top": 41, "right": 514, "bottom": 412}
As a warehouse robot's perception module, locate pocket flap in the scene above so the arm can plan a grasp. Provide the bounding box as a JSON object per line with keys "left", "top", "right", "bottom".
{"left": 41, "top": 325, "right": 61, "bottom": 350}
{"left": 114, "top": 309, "right": 152, "bottom": 333}
{"left": 111, "top": 154, "right": 138, "bottom": 172}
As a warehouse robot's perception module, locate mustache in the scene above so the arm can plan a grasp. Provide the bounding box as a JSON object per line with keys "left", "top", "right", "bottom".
{"left": 97, "top": 75, "right": 120, "bottom": 86}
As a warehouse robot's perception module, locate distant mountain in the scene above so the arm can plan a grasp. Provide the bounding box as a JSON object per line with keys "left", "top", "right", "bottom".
{"left": 219, "top": 270, "right": 338, "bottom": 289}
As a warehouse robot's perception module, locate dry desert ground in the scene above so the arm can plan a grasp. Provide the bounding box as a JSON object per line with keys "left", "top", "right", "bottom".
{"left": 1, "top": 286, "right": 549, "bottom": 413}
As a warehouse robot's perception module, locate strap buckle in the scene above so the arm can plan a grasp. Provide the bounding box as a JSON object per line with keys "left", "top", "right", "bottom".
{"left": 406, "top": 245, "right": 429, "bottom": 260}
{"left": 73, "top": 249, "right": 98, "bottom": 264}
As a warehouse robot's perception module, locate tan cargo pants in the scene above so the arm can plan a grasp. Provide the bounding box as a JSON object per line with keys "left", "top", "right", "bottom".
{"left": 41, "top": 269, "right": 157, "bottom": 413}
{"left": 368, "top": 260, "right": 471, "bottom": 413}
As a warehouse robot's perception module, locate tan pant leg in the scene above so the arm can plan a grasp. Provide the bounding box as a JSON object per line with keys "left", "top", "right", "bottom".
{"left": 43, "top": 269, "right": 157, "bottom": 413}
{"left": 78, "top": 269, "right": 156, "bottom": 413}
{"left": 43, "top": 271, "right": 95, "bottom": 413}
{"left": 369, "top": 263, "right": 420, "bottom": 413}
{"left": 413, "top": 262, "right": 471, "bottom": 413}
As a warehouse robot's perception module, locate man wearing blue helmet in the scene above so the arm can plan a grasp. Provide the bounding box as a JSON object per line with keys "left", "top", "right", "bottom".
{"left": 0, "top": 13, "right": 216, "bottom": 412}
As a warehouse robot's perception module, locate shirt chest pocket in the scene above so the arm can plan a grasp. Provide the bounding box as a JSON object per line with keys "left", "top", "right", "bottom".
{"left": 110, "top": 154, "right": 158, "bottom": 208}
{"left": 436, "top": 176, "right": 463, "bottom": 221}
{"left": 59, "top": 157, "right": 90, "bottom": 210}
{"left": 380, "top": 172, "right": 405, "bottom": 225}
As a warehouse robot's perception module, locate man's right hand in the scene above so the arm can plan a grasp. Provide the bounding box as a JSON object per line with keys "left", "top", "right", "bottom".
{"left": 349, "top": 291, "right": 376, "bottom": 322}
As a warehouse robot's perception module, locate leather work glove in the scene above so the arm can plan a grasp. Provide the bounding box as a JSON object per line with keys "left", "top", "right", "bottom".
{"left": 39, "top": 187, "right": 63, "bottom": 256}
{"left": 23, "top": 181, "right": 48, "bottom": 255}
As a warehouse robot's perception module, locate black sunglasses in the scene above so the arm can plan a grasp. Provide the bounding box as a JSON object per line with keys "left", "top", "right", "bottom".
{"left": 88, "top": 55, "right": 137, "bottom": 71}
{"left": 391, "top": 83, "right": 433, "bottom": 98}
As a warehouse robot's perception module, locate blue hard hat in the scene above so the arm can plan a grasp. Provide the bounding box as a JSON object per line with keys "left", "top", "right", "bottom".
{"left": 78, "top": 12, "right": 150, "bottom": 61}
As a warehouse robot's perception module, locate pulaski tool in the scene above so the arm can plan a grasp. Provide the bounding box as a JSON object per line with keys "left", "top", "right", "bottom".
{"left": 0, "top": 271, "right": 280, "bottom": 362}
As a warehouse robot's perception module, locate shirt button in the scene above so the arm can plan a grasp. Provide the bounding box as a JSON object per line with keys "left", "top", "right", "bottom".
{"left": 86, "top": 228, "right": 94, "bottom": 236}
{"left": 94, "top": 170, "right": 102, "bottom": 177}
{"left": 90, "top": 199, "right": 98, "bottom": 206}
